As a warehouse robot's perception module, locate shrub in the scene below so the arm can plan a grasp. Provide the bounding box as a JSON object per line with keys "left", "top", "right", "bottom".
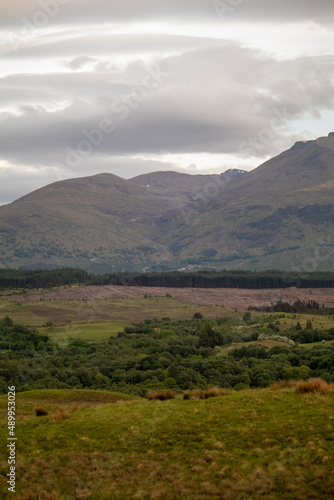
{"left": 204, "top": 387, "right": 229, "bottom": 399}
{"left": 295, "top": 378, "right": 332, "bottom": 395}
{"left": 35, "top": 408, "right": 48, "bottom": 417}
{"left": 147, "top": 390, "right": 175, "bottom": 401}
{"left": 243, "top": 312, "right": 252, "bottom": 322}
{"left": 182, "top": 388, "right": 230, "bottom": 400}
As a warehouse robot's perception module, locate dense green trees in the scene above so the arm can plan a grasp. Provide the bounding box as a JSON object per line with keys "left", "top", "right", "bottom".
{"left": 0, "top": 316, "right": 334, "bottom": 396}
{"left": 1, "top": 268, "right": 334, "bottom": 290}
{"left": 92, "top": 270, "right": 334, "bottom": 289}
{"left": 0, "top": 268, "right": 89, "bottom": 289}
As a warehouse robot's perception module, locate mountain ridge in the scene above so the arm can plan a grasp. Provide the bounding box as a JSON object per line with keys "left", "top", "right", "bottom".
{"left": 0, "top": 134, "right": 333, "bottom": 272}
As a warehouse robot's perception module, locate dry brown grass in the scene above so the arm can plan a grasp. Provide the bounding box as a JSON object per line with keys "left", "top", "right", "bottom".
{"left": 147, "top": 390, "right": 175, "bottom": 401}
{"left": 183, "top": 387, "right": 231, "bottom": 400}
{"left": 17, "top": 494, "right": 64, "bottom": 500}
{"left": 270, "top": 380, "right": 295, "bottom": 391}
{"left": 52, "top": 408, "right": 71, "bottom": 423}
{"left": 295, "top": 378, "right": 332, "bottom": 395}
{"left": 271, "top": 378, "right": 333, "bottom": 395}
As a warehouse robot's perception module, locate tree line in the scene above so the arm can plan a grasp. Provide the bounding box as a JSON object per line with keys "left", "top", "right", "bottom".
{"left": 1, "top": 267, "right": 334, "bottom": 290}
{"left": 250, "top": 299, "right": 334, "bottom": 315}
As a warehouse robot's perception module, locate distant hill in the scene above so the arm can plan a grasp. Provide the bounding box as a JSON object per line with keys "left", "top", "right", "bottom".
{"left": 0, "top": 173, "right": 177, "bottom": 272}
{"left": 0, "top": 135, "right": 333, "bottom": 272}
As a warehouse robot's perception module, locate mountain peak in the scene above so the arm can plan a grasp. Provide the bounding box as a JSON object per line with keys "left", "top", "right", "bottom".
{"left": 221, "top": 168, "right": 247, "bottom": 180}
{"left": 290, "top": 140, "right": 314, "bottom": 152}
{"left": 290, "top": 132, "right": 334, "bottom": 153}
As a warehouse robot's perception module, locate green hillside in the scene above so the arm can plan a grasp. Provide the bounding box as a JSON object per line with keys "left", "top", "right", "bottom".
{"left": 162, "top": 133, "right": 334, "bottom": 271}
{"left": 0, "top": 386, "right": 333, "bottom": 499}
{"left": 0, "top": 134, "right": 333, "bottom": 272}
{"left": 0, "top": 173, "right": 176, "bottom": 272}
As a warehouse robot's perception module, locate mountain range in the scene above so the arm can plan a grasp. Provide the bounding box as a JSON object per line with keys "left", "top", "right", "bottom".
{"left": 0, "top": 133, "right": 333, "bottom": 273}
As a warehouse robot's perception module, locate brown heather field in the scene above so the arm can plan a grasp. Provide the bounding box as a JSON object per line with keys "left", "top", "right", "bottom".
{"left": 5, "top": 285, "right": 334, "bottom": 309}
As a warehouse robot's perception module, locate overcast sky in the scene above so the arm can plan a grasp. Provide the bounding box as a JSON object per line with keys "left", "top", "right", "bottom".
{"left": 1, "top": 0, "right": 334, "bottom": 204}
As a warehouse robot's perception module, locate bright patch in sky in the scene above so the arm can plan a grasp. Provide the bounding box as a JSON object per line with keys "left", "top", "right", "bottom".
{"left": 141, "top": 153, "right": 259, "bottom": 174}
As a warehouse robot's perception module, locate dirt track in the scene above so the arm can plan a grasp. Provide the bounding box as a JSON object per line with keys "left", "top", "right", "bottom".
{"left": 9, "top": 285, "right": 334, "bottom": 310}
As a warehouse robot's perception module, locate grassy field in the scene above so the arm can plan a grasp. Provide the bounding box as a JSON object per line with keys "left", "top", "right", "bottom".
{"left": 0, "top": 294, "right": 333, "bottom": 352}
{"left": 0, "top": 296, "right": 231, "bottom": 328}
{"left": 41, "top": 321, "right": 130, "bottom": 345}
{"left": 300, "top": 340, "right": 334, "bottom": 349}
{"left": 0, "top": 386, "right": 333, "bottom": 499}
{"left": 1, "top": 297, "right": 333, "bottom": 331}
{"left": 272, "top": 312, "right": 334, "bottom": 332}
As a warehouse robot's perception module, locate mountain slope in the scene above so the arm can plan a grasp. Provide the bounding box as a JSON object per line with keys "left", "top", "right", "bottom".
{"left": 160, "top": 133, "right": 334, "bottom": 271}
{"left": 0, "top": 134, "right": 333, "bottom": 272}
{"left": 0, "top": 173, "right": 177, "bottom": 271}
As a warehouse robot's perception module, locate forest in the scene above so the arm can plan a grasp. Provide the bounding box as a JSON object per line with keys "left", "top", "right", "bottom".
{"left": 1, "top": 267, "right": 334, "bottom": 290}
{"left": 1, "top": 314, "right": 333, "bottom": 397}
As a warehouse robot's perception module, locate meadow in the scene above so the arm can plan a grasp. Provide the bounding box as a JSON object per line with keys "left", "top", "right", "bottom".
{"left": 0, "top": 294, "right": 232, "bottom": 325}
{"left": 0, "top": 385, "right": 333, "bottom": 499}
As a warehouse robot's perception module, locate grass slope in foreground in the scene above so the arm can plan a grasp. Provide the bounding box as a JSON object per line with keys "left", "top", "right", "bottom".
{"left": 0, "top": 386, "right": 334, "bottom": 499}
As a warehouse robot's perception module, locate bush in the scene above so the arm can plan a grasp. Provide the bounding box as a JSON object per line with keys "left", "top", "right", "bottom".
{"left": 182, "top": 387, "right": 230, "bottom": 400}
{"left": 243, "top": 312, "right": 252, "bottom": 322}
{"left": 35, "top": 408, "right": 48, "bottom": 417}
{"left": 147, "top": 390, "right": 175, "bottom": 401}
{"left": 193, "top": 312, "right": 203, "bottom": 320}
{"left": 204, "top": 387, "right": 230, "bottom": 399}
{"left": 295, "top": 378, "right": 332, "bottom": 395}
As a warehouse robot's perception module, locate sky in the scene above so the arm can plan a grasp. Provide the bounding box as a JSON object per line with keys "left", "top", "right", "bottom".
{"left": 1, "top": 0, "right": 334, "bottom": 204}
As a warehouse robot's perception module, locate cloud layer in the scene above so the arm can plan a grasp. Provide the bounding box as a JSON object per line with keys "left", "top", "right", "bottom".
{"left": 1, "top": 0, "right": 334, "bottom": 203}
{"left": 2, "top": 0, "right": 334, "bottom": 27}
{"left": 1, "top": 44, "right": 333, "bottom": 166}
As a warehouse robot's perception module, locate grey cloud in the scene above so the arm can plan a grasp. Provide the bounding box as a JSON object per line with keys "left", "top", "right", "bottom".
{"left": 3, "top": 33, "right": 216, "bottom": 59}
{"left": 2, "top": 0, "right": 334, "bottom": 28}
{"left": 0, "top": 70, "right": 126, "bottom": 106}
{"left": 0, "top": 44, "right": 333, "bottom": 169}
{"left": 0, "top": 167, "right": 61, "bottom": 205}
{"left": 61, "top": 56, "right": 97, "bottom": 70}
